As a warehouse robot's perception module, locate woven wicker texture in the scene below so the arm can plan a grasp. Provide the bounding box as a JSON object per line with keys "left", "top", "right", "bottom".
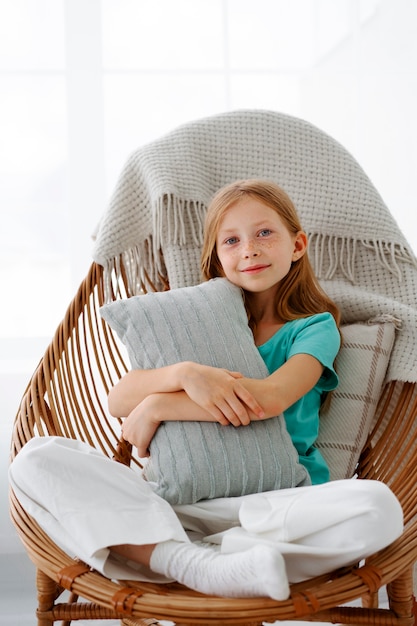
{"left": 9, "top": 112, "right": 417, "bottom": 625}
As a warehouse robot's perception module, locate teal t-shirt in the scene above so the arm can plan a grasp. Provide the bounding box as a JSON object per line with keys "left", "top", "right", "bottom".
{"left": 257, "top": 312, "right": 340, "bottom": 484}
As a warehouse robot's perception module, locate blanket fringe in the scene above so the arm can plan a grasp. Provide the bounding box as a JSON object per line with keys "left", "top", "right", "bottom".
{"left": 153, "top": 195, "right": 206, "bottom": 250}
{"left": 101, "top": 238, "right": 167, "bottom": 301}
{"left": 367, "top": 314, "right": 402, "bottom": 329}
{"left": 148, "top": 197, "right": 417, "bottom": 286}
{"left": 100, "top": 229, "right": 416, "bottom": 303}
{"left": 308, "top": 233, "right": 416, "bottom": 283}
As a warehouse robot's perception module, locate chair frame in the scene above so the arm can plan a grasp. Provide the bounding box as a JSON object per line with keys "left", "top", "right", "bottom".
{"left": 9, "top": 261, "right": 417, "bottom": 626}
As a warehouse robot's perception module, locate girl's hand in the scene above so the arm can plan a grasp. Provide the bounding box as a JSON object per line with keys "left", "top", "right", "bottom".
{"left": 180, "top": 362, "right": 264, "bottom": 426}
{"left": 121, "top": 397, "right": 162, "bottom": 458}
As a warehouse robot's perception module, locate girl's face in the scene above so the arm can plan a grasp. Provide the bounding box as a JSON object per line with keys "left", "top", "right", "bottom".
{"left": 215, "top": 196, "right": 307, "bottom": 296}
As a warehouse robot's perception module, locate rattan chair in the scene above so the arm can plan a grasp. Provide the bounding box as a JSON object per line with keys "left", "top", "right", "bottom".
{"left": 9, "top": 110, "right": 417, "bottom": 626}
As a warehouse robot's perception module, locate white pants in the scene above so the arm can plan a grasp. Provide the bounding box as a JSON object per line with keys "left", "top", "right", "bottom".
{"left": 9, "top": 437, "right": 404, "bottom": 584}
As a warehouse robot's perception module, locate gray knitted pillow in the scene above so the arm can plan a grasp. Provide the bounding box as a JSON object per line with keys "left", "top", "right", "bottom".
{"left": 100, "top": 278, "right": 310, "bottom": 504}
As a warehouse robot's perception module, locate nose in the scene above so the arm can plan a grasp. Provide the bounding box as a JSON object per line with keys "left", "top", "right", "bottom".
{"left": 242, "top": 239, "right": 260, "bottom": 258}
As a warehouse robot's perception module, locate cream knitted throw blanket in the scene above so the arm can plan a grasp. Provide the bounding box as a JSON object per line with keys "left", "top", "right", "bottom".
{"left": 93, "top": 110, "right": 417, "bottom": 383}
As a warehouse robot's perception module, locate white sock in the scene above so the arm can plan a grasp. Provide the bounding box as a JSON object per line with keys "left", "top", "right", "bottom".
{"left": 150, "top": 540, "right": 289, "bottom": 600}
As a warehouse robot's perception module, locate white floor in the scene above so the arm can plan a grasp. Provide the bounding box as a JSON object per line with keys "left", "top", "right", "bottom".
{"left": 1, "top": 552, "right": 390, "bottom": 626}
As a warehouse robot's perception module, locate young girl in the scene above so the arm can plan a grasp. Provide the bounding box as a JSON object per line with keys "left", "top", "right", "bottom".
{"left": 9, "top": 179, "right": 403, "bottom": 602}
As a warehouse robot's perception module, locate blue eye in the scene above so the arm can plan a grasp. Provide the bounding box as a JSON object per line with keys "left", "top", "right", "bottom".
{"left": 259, "top": 229, "right": 272, "bottom": 237}
{"left": 225, "top": 237, "right": 238, "bottom": 245}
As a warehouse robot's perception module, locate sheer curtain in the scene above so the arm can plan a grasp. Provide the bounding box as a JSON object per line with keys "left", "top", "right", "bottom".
{"left": 1, "top": 0, "right": 416, "bottom": 552}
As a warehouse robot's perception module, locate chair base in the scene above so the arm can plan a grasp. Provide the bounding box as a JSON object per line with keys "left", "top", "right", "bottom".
{"left": 32, "top": 564, "right": 417, "bottom": 626}
{"left": 35, "top": 566, "right": 162, "bottom": 626}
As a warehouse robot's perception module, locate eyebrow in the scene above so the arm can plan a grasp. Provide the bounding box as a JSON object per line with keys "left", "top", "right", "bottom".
{"left": 218, "top": 220, "right": 276, "bottom": 234}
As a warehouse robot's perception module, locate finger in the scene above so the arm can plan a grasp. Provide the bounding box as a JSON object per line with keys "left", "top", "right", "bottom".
{"left": 209, "top": 406, "right": 232, "bottom": 426}
{"left": 235, "top": 386, "right": 265, "bottom": 419}
{"left": 215, "top": 399, "right": 249, "bottom": 427}
{"left": 202, "top": 400, "right": 233, "bottom": 426}
{"left": 227, "top": 397, "right": 252, "bottom": 425}
{"left": 227, "top": 370, "right": 244, "bottom": 379}
{"left": 136, "top": 446, "right": 150, "bottom": 458}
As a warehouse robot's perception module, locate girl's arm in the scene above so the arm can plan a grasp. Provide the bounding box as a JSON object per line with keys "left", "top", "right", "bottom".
{"left": 238, "top": 353, "right": 324, "bottom": 418}
{"left": 108, "top": 363, "right": 189, "bottom": 417}
{"left": 108, "top": 362, "right": 265, "bottom": 426}
{"left": 121, "top": 353, "right": 324, "bottom": 456}
{"left": 122, "top": 389, "right": 215, "bottom": 457}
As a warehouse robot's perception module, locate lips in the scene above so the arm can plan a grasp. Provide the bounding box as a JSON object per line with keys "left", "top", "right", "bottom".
{"left": 241, "top": 264, "right": 270, "bottom": 274}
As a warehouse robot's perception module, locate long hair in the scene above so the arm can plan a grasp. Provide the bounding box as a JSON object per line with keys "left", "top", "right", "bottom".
{"left": 201, "top": 179, "right": 341, "bottom": 329}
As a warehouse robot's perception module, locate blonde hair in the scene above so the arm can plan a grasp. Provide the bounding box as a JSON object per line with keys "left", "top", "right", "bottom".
{"left": 201, "top": 179, "right": 341, "bottom": 328}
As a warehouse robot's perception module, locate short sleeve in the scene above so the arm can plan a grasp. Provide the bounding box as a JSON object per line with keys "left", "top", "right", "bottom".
{"left": 287, "top": 313, "right": 340, "bottom": 391}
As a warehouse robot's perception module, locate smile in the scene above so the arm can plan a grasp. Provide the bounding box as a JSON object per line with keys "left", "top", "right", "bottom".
{"left": 241, "top": 264, "right": 270, "bottom": 274}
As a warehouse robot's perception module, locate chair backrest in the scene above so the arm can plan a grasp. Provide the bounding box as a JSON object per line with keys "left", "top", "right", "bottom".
{"left": 93, "top": 110, "right": 417, "bottom": 385}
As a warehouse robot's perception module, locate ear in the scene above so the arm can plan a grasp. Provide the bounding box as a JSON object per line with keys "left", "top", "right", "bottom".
{"left": 292, "top": 231, "right": 308, "bottom": 261}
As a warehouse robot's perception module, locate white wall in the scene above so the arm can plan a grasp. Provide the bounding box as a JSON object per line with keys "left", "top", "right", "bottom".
{"left": 2, "top": 0, "right": 417, "bottom": 555}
